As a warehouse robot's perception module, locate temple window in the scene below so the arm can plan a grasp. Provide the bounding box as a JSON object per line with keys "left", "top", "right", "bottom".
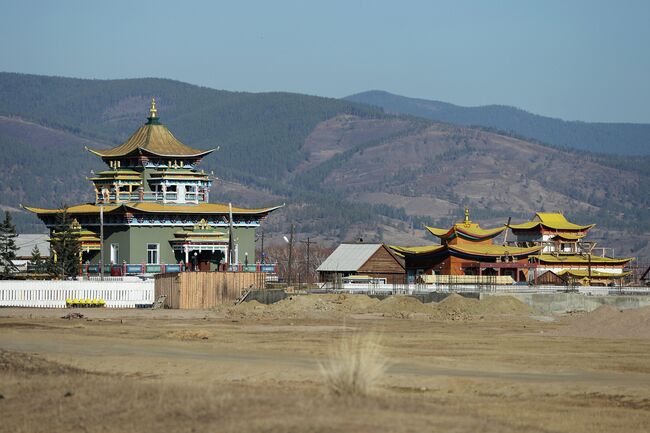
{"left": 147, "top": 243, "right": 160, "bottom": 264}
{"left": 110, "top": 243, "right": 119, "bottom": 264}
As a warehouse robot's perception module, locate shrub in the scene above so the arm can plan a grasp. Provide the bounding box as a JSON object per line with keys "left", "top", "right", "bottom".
{"left": 319, "top": 334, "right": 388, "bottom": 396}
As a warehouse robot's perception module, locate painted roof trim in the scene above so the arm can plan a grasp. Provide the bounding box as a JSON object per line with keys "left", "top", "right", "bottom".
{"left": 510, "top": 212, "right": 595, "bottom": 231}
{"left": 426, "top": 224, "right": 506, "bottom": 241}
{"left": 448, "top": 243, "right": 543, "bottom": 257}
{"left": 22, "top": 202, "right": 284, "bottom": 216}
{"left": 85, "top": 123, "right": 215, "bottom": 159}
{"left": 389, "top": 245, "right": 446, "bottom": 256}
{"left": 533, "top": 254, "right": 633, "bottom": 264}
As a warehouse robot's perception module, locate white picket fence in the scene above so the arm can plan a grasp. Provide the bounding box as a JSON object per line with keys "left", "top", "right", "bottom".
{"left": 0, "top": 280, "right": 155, "bottom": 308}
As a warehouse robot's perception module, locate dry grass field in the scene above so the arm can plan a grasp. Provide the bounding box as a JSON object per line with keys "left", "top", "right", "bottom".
{"left": 1, "top": 294, "right": 649, "bottom": 433}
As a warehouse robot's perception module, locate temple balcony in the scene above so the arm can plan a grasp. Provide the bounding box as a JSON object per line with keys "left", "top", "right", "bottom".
{"left": 83, "top": 262, "right": 278, "bottom": 276}
{"left": 96, "top": 191, "right": 208, "bottom": 204}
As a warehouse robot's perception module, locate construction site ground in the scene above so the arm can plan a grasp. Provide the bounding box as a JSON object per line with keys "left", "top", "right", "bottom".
{"left": 1, "top": 294, "right": 649, "bottom": 433}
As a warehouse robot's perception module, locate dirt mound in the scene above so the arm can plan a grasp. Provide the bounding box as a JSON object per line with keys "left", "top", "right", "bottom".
{"left": 553, "top": 305, "right": 650, "bottom": 339}
{"left": 436, "top": 294, "right": 481, "bottom": 313}
{"left": 479, "top": 296, "right": 535, "bottom": 314}
{"left": 232, "top": 300, "right": 267, "bottom": 311}
{"left": 373, "top": 296, "right": 432, "bottom": 315}
{"left": 221, "top": 294, "right": 534, "bottom": 321}
{"left": 226, "top": 294, "right": 381, "bottom": 319}
{"left": 427, "top": 294, "right": 533, "bottom": 320}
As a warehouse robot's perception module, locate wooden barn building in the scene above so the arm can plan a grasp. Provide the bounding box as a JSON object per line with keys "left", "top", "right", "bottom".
{"left": 317, "top": 243, "right": 405, "bottom": 284}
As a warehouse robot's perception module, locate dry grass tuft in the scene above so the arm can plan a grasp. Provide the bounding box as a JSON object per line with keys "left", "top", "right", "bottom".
{"left": 319, "top": 333, "right": 389, "bottom": 397}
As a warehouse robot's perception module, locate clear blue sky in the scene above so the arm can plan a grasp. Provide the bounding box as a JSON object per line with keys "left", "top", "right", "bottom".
{"left": 1, "top": 0, "right": 649, "bottom": 123}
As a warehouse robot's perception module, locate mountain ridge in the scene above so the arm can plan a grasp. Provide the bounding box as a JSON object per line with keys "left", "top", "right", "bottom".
{"left": 0, "top": 73, "right": 648, "bottom": 258}
{"left": 345, "top": 90, "right": 650, "bottom": 155}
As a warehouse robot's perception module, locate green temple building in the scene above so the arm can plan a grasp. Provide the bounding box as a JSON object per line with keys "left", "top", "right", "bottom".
{"left": 24, "top": 99, "right": 282, "bottom": 273}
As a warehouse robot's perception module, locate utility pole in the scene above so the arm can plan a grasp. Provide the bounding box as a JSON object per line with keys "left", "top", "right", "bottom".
{"left": 502, "top": 217, "right": 511, "bottom": 246}
{"left": 99, "top": 205, "right": 104, "bottom": 281}
{"left": 299, "top": 237, "right": 315, "bottom": 283}
{"left": 256, "top": 229, "right": 265, "bottom": 264}
{"left": 228, "top": 202, "right": 234, "bottom": 266}
{"left": 286, "top": 224, "right": 294, "bottom": 286}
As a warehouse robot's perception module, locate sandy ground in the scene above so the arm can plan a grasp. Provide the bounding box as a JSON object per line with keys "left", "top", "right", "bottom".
{"left": 1, "top": 295, "right": 649, "bottom": 433}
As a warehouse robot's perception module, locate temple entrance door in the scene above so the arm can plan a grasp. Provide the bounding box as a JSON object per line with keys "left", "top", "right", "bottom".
{"left": 198, "top": 251, "right": 212, "bottom": 272}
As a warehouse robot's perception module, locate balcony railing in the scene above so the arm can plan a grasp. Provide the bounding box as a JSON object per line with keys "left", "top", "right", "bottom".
{"left": 98, "top": 191, "right": 206, "bottom": 204}
{"left": 84, "top": 263, "right": 278, "bottom": 276}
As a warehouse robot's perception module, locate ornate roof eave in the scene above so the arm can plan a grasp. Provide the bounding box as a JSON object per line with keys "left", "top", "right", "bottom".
{"left": 389, "top": 245, "right": 446, "bottom": 257}
{"left": 123, "top": 203, "right": 285, "bottom": 216}
{"left": 425, "top": 224, "right": 507, "bottom": 241}
{"left": 509, "top": 212, "right": 596, "bottom": 232}
{"left": 532, "top": 254, "right": 634, "bottom": 265}
{"left": 22, "top": 203, "right": 123, "bottom": 215}
{"left": 85, "top": 99, "right": 216, "bottom": 159}
{"left": 448, "top": 244, "right": 543, "bottom": 258}
{"left": 85, "top": 145, "right": 215, "bottom": 160}
{"left": 558, "top": 269, "right": 632, "bottom": 278}
{"left": 22, "top": 202, "right": 285, "bottom": 217}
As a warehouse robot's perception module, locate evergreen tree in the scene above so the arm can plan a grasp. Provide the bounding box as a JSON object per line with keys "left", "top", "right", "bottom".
{"left": 28, "top": 244, "right": 46, "bottom": 273}
{"left": 0, "top": 211, "right": 18, "bottom": 277}
{"left": 48, "top": 209, "right": 81, "bottom": 278}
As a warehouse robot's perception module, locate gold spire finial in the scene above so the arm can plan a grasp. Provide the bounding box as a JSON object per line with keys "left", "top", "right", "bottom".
{"left": 70, "top": 218, "right": 81, "bottom": 230}
{"left": 464, "top": 208, "right": 470, "bottom": 225}
{"left": 149, "top": 97, "right": 157, "bottom": 118}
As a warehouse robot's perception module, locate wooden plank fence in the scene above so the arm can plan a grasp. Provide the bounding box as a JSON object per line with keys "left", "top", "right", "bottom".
{"left": 0, "top": 280, "right": 154, "bottom": 308}
{"left": 154, "top": 272, "right": 266, "bottom": 309}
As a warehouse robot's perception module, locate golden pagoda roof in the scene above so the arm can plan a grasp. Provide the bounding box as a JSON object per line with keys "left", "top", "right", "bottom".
{"left": 551, "top": 233, "right": 586, "bottom": 241}
{"left": 532, "top": 254, "right": 633, "bottom": 265}
{"left": 173, "top": 218, "right": 226, "bottom": 240}
{"left": 86, "top": 99, "right": 215, "bottom": 159}
{"left": 426, "top": 224, "right": 506, "bottom": 240}
{"left": 509, "top": 212, "right": 595, "bottom": 231}
{"left": 557, "top": 269, "right": 631, "bottom": 278}
{"left": 389, "top": 243, "right": 541, "bottom": 258}
{"left": 448, "top": 243, "right": 543, "bottom": 257}
{"left": 23, "top": 204, "right": 122, "bottom": 214}
{"left": 49, "top": 219, "right": 100, "bottom": 249}
{"left": 148, "top": 170, "right": 209, "bottom": 179}
{"left": 426, "top": 209, "right": 506, "bottom": 241}
{"left": 89, "top": 169, "right": 142, "bottom": 181}
{"left": 389, "top": 245, "right": 446, "bottom": 256}
{"left": 23, "top": 202, "right": 283, "bottom": 216}
{"left": 125, "top": 202, "right": 283, "bottom": 215}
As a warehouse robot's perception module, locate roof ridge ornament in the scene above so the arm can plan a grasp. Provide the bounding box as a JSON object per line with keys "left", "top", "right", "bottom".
{"left": 464, "top": 208, "right": 471, "bottom": 226}
{"left": 146, "top": 97, "right": 160, "bottom": 125}
{"left": 150, "top": 97, "right": 157, "bottom": 118}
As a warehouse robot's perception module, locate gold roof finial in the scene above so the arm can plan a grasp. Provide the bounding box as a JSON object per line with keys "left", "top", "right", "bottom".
{"left": 464, "top": 208, "right": 470, "bottom": 225}
{"left": 70, "top": 218, "right": 81, "bottom": 230}
{"left": 149, "top": 97, "right": 158, "bottom": 118}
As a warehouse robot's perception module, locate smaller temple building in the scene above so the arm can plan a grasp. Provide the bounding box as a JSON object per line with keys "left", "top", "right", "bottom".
{"left": 390, "top": 210, "right": 542, "bottom": 283}
{"left": 509, "top": 212, "right": 633, "bottom": 285}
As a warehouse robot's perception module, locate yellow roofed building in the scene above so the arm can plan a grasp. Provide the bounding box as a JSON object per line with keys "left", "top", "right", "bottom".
{"left": 509, "top": 213, "right": 633, "bottom": 285}
{"left": 23, "top": 100, "right": 282, "bottom": 275}
{"left": 390, "top": 209, "right": 542, "bottom": 283}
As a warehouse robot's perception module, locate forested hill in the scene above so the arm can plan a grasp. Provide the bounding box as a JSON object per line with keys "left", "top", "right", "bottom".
{"left": 1, "top": 73, "right": 648, "bottom": 258}
{"left": 0, "top": 72, "right": 384, "bottom": 183}
{"left": 345, "top": 90, "right": 650, "bottom": 155}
